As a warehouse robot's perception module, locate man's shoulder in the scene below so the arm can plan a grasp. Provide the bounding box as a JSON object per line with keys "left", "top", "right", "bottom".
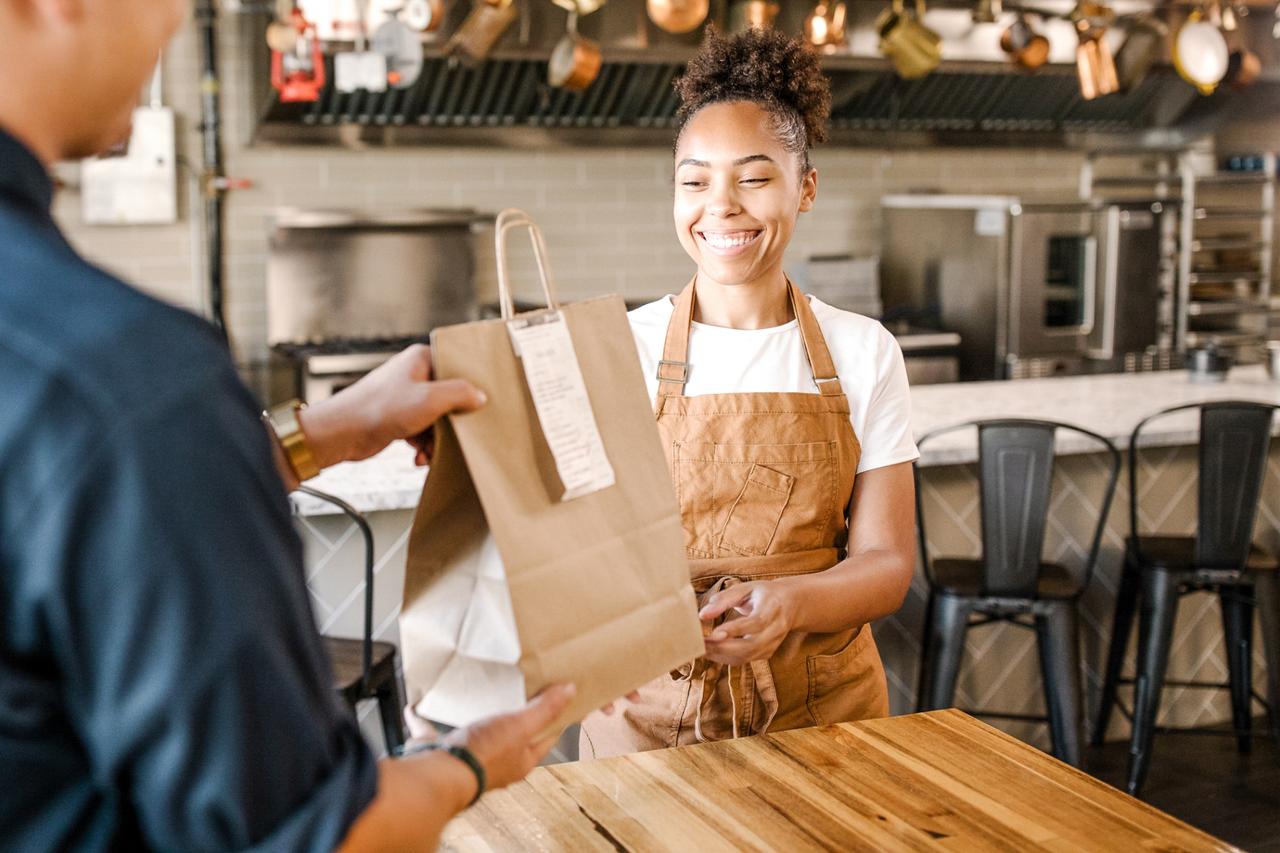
{"left": 0, "top": 209, "right": 236, "bottom": 421}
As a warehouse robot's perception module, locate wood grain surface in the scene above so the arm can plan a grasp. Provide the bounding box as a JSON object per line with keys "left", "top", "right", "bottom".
{"left": 441, "top": 710, "right": 1238, "bottom": 852}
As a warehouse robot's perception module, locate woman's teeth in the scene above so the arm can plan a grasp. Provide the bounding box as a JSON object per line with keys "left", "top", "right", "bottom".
{"left": 701, "top": 231, "right": 760, "bottom": 249}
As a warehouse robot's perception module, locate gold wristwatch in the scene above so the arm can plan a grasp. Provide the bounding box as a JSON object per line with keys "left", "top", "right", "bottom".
{"left": 263, "top": 399, "right": 321, "bottom": 482}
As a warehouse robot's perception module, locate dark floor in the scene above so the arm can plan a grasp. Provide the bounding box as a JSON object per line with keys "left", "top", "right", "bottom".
{"left": 1084, "top": 718, "right": 1280, "bottom": 851}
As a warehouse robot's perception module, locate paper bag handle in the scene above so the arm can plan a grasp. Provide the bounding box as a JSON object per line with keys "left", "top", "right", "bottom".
{"left": 494, "top": 208, "right": 560, "bottom": 320}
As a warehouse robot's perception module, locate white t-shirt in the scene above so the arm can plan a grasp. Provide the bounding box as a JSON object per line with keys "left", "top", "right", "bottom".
{"left": 628, "top": 294, "right": 919, "bottom": 475}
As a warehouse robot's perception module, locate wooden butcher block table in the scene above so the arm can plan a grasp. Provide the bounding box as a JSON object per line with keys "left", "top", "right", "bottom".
{"left": 441, "top": 709, "right": 1236, "bottom": 852}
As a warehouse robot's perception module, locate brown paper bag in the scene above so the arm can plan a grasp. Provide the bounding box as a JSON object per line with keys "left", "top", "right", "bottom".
{"left": 399, "top": 210, "right": 703, "bottom": 733}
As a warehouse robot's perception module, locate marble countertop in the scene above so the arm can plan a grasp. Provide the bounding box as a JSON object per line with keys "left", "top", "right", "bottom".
{"left": 291, "top": 366, "right": 1280, "bottom": 516}
{"left": 910, "top": 365, "right": 1280, "bottom": 467}
{"left": 290, "top": 442, "right": 427, "bottom": 517}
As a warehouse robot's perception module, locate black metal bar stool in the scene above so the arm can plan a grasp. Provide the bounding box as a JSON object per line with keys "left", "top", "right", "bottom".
{"left": 915, "top": 419, "right": 1120, "bottom": 768}
{"left": 1093, "top": 401, "right": 1280, "bottom": 796}
{"left": 297, "top": 485, "right": 407, "bottom": 753}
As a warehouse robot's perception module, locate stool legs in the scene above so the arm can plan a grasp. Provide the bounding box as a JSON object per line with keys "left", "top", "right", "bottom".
{"left": 919, "top": 593, "right": 972, "bottom": 712}
{"left": 1256, "top": 572, "right": 1280, "bottom": 742}
{"left": 1127, "top": 568, "right": 1179, "bottom": 796}
{"left": 371, "top": 656, "right": 407, "bottom": 753}
{"left": 1220, "top": 584, "right": 1255, "bottom": 755}
{"left": 1095, "top": 558, "right": 1142, "bottom": 746}
{"left": 1036, "top": 603, "right": 1083, "bottom": 767}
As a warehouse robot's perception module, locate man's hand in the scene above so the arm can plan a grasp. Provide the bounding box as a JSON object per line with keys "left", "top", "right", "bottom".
{"left": 298, "top": 344, "right": 485, "bottom": 471}
{"left": 441, "top": 683, "right": 576, "bottom": 793}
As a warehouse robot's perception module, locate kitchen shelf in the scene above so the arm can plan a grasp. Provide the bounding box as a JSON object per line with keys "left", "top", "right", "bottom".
{"left": 1176, "top": 152, "right": 1276, "bottom": 355}
{"left": 1187, "top": 300, "right": 1270, "bottom": 317}
{"left": 1190, "top": 172, "right": 1272, "bottom": 186}
{"left": 1089, "top": 176, "right": 1179, "bottom": 187}
{"left": 1191, "top": 238, "right": 1269, "bottom": 252}
{"left": 1185, "top": 330, "right": 1265, "bottom": 348}
{"left": 1188, "top": 270, "right": 1265, "bottom": 285}
{"left": 1194, "top": 207, "right": 1271, "bottom": 219}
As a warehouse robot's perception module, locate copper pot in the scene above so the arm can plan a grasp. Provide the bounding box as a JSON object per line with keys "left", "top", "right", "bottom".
{"left": 1225, "top": 45, "right": 1262, "bottom": 89}
{"left": 999, "top": 14, "right": 1050, "bottom": 71}
{"left": 877, "top": 0, "right": 942, "bottom": 80}
{"left": 1114, "top": 15, "right": 1167, "bottom": 91}
{"left": 445, "top": 0, "right": 519, "bottom": 65}
{"left": 805, "top": 0, "right": 847, "bottom": 50}
{"left": 403, "top": 0, "right": 446, "bottom": 33}
{"left": 647, "top": 0, "right": 709, "bottom": 34}
{"left": 548, "top": 11, "right": 602, "bottom": 91}
{"left": 728, "top": 0, "right": 780, "bottom": 33}
{"left": 1072, "top": 2, "right": 1119, "bottom": 100}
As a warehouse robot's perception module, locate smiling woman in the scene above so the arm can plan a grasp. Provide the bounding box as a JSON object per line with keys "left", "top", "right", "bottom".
{"left": 579, "top": 28, "right": 921, "bottom": 760}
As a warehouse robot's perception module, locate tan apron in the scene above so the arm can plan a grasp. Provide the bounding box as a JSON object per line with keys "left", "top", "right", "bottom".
{"left": 580, "top": 278, "right": 889, "bottom": 759}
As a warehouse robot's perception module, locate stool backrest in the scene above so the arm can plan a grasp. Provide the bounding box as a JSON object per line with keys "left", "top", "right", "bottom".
{"left": 916, "top": 418, "right": 1120, "bottom": 600}
{"left": 1129, "top": 401, "right": 1276, "bottom": 569}
{"left": 978, "top": 422, "right": 1056, "bottom": 597}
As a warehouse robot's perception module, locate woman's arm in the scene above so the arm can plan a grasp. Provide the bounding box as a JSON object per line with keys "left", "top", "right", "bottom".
{"left": 701, "top": 461, "right": 916, "bottom": 665}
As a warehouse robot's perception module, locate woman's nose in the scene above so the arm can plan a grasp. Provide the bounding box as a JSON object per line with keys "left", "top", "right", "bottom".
{"left": 706, "top": 181, "right": 741, "bottom": 218}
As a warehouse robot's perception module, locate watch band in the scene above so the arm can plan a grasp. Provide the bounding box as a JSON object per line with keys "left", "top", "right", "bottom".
{"left": 263, "top": 399, "right": 321, "bottom": 482}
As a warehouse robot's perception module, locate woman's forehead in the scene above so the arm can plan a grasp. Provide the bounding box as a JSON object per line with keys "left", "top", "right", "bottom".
{"left": 675, "top": 101, "right": 791, "bottom": 164}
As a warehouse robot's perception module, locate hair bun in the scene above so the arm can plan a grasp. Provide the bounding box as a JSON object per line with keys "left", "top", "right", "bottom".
{"left": 675, "top": 26, "right": 831, "bottom": 148}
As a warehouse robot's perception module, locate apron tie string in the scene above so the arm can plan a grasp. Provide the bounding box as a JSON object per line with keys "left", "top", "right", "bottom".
{"left": 671, "top": 577, "right": 781, "bottom": 742}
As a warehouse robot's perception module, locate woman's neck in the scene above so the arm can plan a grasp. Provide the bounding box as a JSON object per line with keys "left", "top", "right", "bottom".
{"left": 691, "top": 268, "right": 793, "bottom": 329}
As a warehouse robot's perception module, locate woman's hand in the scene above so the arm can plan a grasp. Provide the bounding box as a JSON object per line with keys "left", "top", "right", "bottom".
{"left": 299, "top": 344, "right": 485, "bottom": 471}
{"left": 699, "top": 580, "right": 799, "bottom": 666}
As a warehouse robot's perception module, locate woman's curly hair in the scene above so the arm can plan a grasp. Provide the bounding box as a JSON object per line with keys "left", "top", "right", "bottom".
{"left": 674, "top": 27, "right": 831, "bottom": 173}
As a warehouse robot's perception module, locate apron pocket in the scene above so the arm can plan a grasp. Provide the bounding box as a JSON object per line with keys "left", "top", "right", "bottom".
{"left": 805, "top": 625, "right": 875, "bottom": 727}
{"left": 718, "top": 463, "right": 794, "bottom": 556}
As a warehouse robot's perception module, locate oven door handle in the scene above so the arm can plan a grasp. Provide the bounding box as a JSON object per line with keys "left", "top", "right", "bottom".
{"left": 1078, "top": 235, "right": 1098, "bottom": 337}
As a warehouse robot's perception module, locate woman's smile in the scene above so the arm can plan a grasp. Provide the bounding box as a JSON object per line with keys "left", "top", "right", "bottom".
{"left": 696, "top": 228, "right": 764, "bottom": 256}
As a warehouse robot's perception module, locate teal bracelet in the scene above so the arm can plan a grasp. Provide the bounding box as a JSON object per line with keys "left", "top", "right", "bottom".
{"left": 394, "top": 741, "right": 487, "bottom": 806}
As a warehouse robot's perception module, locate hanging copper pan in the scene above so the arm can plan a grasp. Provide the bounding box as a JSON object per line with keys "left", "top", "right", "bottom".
{"left": 647, "top": 0, "right": 709, "bottom": 34}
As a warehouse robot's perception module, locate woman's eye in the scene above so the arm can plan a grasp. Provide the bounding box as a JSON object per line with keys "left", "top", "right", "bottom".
{"left": 741, "top": 178, "right": 769, "bottom": 186}
{"left": 680, "top": 180, "right": 706, "bottom": 189}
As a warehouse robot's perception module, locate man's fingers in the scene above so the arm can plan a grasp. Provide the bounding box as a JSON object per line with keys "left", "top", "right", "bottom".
{"left": 402, "top": 705, "right": 438, "bottom": 741}
{"left": 515, "top": 683, "right": 576, "bottom": 737}
{"left": 424, "top": 379, "right": 487, "bottom": 420}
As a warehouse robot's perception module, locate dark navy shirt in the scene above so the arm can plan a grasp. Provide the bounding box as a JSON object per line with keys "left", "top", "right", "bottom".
{"left": 0, "top": 129, "right": 377, "bottom": 851}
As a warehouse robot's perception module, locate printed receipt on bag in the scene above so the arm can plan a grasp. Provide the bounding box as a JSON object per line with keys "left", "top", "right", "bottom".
{"left": 507, "top": 310, "right": 616, "bottom": 501}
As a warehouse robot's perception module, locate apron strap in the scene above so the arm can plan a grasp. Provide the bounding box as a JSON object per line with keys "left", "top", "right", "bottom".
{"left": 656, "top": 279, "right": 696, "bottom": 398}
{"left": 787, "top": 278, "right": 845, "bottom": 399}
{"left": 657, "top": 277, "right": 845, "bottom": 399}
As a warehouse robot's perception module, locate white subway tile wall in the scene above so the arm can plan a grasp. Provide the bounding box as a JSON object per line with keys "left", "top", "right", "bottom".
{"left": 50, "top": 16, "right": 1088, "bottom": 366}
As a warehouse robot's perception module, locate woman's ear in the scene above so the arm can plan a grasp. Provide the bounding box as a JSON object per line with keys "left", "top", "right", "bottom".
{"left": 798, "top": 168, "right": 818, "bottom": 213}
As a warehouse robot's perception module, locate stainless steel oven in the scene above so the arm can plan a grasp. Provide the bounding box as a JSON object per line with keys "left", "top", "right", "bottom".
{"left": 880, "top": 195, "right": 1174, "bottom": 380}
{"left": 267, "top": 208, "right": 487, "bottom": 404}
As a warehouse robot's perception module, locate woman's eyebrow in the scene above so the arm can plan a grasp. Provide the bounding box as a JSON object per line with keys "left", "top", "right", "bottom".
{"left": 676, "top": 154, "right": 775, "bottom": 168}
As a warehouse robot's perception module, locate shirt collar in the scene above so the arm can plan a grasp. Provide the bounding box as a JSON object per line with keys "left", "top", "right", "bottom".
{"left": 0, "top": 127, "right": 54, "bottom": 215}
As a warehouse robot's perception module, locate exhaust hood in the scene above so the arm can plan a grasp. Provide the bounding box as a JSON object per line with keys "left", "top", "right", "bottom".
{"left": 246, "top": 1, "right": 1280, "bottom": 148}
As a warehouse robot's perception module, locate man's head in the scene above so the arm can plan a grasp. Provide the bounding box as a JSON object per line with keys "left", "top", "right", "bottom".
{"left": 0, "top": 0, "right": 188, "bottom": 163}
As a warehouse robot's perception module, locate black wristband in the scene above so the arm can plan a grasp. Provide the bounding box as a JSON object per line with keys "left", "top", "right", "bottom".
{"left": 393, "top": 741, "right": 486, "bottom": 806}
{"left": 442, "top": 745, "right": 487, "bottom": 806}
